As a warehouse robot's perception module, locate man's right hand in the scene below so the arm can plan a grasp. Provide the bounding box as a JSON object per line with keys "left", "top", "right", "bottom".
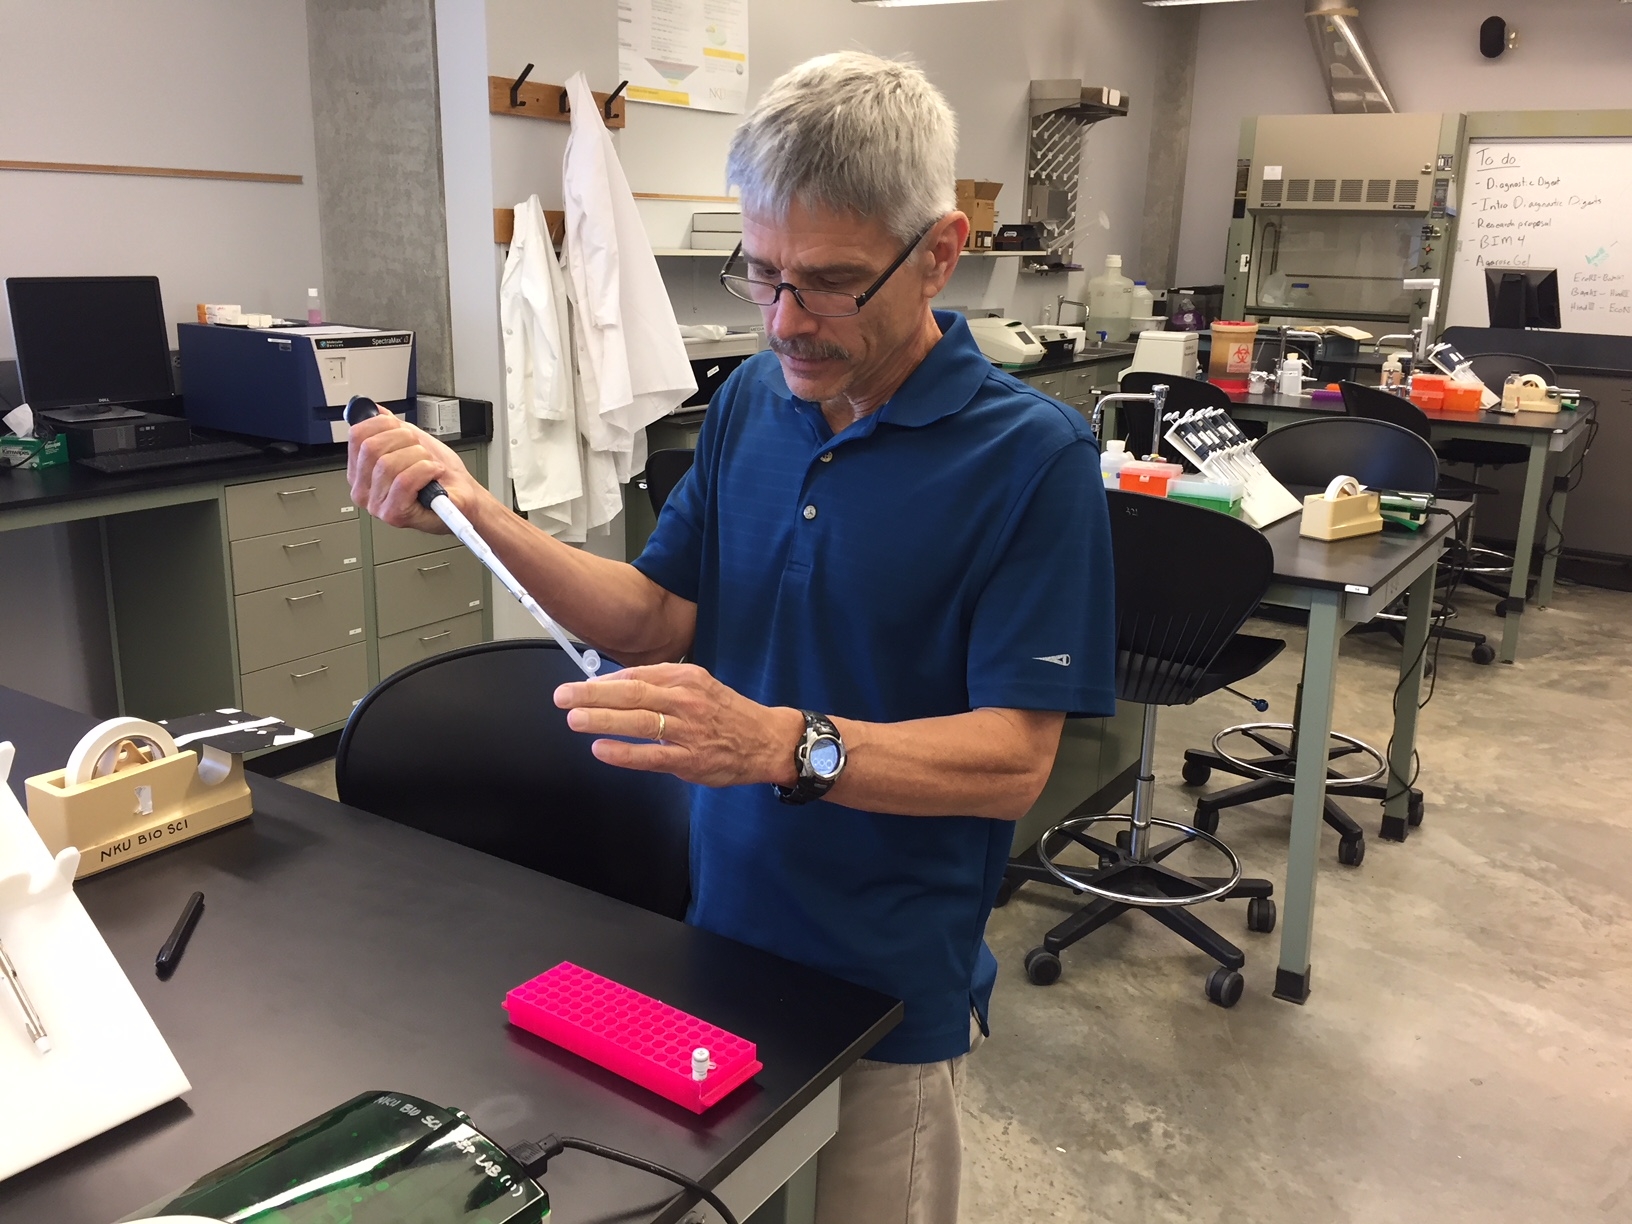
{"left": 347, "top": 409, "right": 486, "bottom": 535}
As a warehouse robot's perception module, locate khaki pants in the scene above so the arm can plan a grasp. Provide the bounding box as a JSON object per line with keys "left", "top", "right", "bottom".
{"left": 813, "top": 1026, "right": 981, "bottom": 1224}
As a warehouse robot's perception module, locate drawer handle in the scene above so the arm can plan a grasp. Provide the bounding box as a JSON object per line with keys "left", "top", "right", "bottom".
{"left": 418, "top": 630, "right": 452, "bottom": 643}
{"left": 285, "top": 590, "right": 325, "bottom": 603}
{"left": 289, "top": 665, "right": 329, "bottom": 679}
{"left": 417, "top": 562, "right": 451, "bottom": 574}
{"left": 277, "top": 487, "right": 318, "bottom": 498}
{"left": 282, "top": 538, "right": 323, "bottom": 551}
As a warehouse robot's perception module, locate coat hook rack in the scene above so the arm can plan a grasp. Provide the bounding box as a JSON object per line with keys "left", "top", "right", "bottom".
{"left": 489, "top": 72, "right": 627, "bottom": 129}
{"left": 509, "top": 63, "right": 534, "bottom": 109}
{"left": 560, "top": 79, "right": 629, "bottom": 122}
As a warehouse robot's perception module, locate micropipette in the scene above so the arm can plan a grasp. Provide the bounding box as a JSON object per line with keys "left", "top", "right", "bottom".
{"left": 344, "top": 396, "right": 601, "bottom": 679}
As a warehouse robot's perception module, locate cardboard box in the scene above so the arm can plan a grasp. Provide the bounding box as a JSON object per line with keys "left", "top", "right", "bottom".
{"left": 0, "top": 434, "right": 69, "bottom": 469}
{"left": 955, "top": 180, "right": 1002, "bottom": 249}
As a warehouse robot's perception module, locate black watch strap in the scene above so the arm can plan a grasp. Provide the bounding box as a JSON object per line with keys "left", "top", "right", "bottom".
{"left": 773, "top": 710, "right": 845, "bottom": 805}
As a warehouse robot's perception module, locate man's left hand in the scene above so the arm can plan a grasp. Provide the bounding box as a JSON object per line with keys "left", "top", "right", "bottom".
{"left": 555, "top": 663, "right": 800, "bottom": 788}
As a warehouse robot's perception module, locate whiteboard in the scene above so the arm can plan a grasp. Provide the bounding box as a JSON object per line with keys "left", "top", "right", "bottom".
{"left": 1445, "top": 138, "right": 1632, "bottom": 336}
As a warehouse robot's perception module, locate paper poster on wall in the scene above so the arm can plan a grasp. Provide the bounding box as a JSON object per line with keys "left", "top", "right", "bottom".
{"left": 619, "top": 0, "right": 748, "bottom": 114}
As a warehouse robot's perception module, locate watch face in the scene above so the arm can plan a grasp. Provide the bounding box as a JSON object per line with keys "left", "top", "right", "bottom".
{"left": 809, "top": 736, "right": 843, "bottom": 779}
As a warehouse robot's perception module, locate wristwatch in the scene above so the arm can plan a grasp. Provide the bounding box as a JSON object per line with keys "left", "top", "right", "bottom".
{"left": 774, "top": 710, "right": 847, "bottom": 805}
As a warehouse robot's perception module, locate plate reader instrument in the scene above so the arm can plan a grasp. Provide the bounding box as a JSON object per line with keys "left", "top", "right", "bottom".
{"left": 344, "top": 396, "right": 600, "bottom": 678}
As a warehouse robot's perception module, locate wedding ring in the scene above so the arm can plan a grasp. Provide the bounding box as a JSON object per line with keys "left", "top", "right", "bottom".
{"left": 655, "top": 712, "right": 666, "bottom": 743}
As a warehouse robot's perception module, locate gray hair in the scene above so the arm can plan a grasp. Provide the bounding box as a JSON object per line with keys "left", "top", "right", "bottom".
{"left": 726, "top": 51, "right": 957, "bottom": 242}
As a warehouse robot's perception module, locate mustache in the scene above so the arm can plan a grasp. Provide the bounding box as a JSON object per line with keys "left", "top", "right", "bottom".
{"left": 769, "top": 337, "right": 851, "bottom": 362}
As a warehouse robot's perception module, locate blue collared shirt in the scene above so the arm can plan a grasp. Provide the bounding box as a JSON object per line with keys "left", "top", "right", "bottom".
{"left": 633, "top": 310, "right": 1115, "bottom": 1063}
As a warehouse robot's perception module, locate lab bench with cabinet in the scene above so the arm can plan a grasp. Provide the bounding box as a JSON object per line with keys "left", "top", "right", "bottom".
{"left": 0, "top": 442, "right": 492, "bottom": 739}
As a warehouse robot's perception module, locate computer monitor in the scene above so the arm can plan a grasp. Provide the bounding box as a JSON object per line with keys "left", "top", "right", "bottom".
{"left": 5, "top": 276, "right": 176, "bottom": 412}
{"left": 1484, "top": 266, "right": 1561, "bottom": 330}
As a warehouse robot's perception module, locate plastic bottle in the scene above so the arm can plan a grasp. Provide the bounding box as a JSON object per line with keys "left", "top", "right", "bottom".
{"left": 1130, "top": 280, "right": 1154, "bottom": 319}
{"left": 1100, "top": 438, "right": 1132, "bottom": 487}
{"left": 1278, "top": 353, "right": 1307, "bottom": 397}
{"left": 1380, "top": 354, "right": 1403, "bottom": 389}
{"left": 307, "top": 288, "right": 324, "bottom": 326}
{"left": 1087, "top": 255, "right": 1135, "bottom": 343}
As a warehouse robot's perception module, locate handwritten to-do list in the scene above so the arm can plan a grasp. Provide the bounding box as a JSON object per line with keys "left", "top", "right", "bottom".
{"left": 1446, "top": 138, "right": 1632, "bottom": 336}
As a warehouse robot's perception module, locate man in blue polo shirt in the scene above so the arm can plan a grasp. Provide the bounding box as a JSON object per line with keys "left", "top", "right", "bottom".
{"left": 350, "top": 51, "right": 1112, "bottom": 1224}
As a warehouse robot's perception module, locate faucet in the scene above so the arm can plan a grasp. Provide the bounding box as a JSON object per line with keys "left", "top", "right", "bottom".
{"left": 1056, "top": 297, "right": 1088, "bottom": 328}
{"left": 1091, "top": 384, "right": 1168, "bottom": 451}
{"left": 1278, "top": 327, "right": 1323, "bottom": 371}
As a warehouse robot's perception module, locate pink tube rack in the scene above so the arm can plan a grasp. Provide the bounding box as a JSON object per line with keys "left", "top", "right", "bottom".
{"left": 504, "top": 961, "right": 763, "bottom": 1114}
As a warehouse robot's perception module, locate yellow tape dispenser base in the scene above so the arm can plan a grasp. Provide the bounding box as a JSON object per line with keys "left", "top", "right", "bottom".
{"left": 24, "top": 718, "right": 253, "bottom": 878}
{"left": 1300, "top": 475, "right": 1384, "bottom": 542}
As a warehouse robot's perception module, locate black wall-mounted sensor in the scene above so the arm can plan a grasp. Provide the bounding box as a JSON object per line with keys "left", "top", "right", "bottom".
{"left": 1480, "top": 15, "right": 1511, "bottom": 58}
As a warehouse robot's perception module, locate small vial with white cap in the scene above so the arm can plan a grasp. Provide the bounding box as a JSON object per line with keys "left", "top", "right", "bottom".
{"left": 307, "top": 288, "right": 324, "bottom": 326}
{"left": 691, "top": 1047, "right": 712, "bottom": 1082}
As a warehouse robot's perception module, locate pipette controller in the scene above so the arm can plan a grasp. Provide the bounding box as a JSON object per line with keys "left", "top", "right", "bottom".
{"left": 343, "top": 396, "right": 601, "bottom": 679}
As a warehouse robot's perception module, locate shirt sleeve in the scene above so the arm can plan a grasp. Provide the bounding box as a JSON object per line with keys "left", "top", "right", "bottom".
{"left": 965, "top": 439, "right": 1116, "bottom": 717}
{"left": 630, "top": 371, "right": 734, "bottom": 603}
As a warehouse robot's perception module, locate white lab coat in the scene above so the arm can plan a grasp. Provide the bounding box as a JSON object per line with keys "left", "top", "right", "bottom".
{"left": 561, "top": 71, "right": 695, "bottom": 529}
{"left": 499, "top": 195, "right": 587, "bottom": 538}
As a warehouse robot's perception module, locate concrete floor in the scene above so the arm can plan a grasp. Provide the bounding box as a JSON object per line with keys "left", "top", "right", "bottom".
{"left": 280, "top": 583, "right": 1632, "bottom": 1224}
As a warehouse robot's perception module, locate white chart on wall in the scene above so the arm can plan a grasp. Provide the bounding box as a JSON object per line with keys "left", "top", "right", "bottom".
{"left": 1446, "top": 137, "right": 1632, "bottom": 336}
{"left": 619, "top": 0, "right": 748, "bottom": 114}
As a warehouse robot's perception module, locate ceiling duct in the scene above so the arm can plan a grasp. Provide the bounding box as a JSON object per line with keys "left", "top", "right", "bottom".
{"left": 1304, "top": 0, "right": 1396, "bottom": 114}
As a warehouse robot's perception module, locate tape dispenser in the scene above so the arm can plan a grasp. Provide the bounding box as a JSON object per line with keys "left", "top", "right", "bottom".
{"left": 1300, "top": 475, "right": 1383, "bottom": 542}
{"left": 23, "top": 717, "right": 254, "bottom": 878}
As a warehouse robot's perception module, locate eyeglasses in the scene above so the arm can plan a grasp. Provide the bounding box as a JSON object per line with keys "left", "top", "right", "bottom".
{"left": 718, "top": 224, "right": 934, "bottom": 318}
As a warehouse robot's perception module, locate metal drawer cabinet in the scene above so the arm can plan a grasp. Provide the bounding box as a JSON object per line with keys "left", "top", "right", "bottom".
{"left": 225, "top": 469, "right": 356, "bottom": 540}
{"left": 370, "top": 517, "right": 458, "bottom": 565}
{"left": 230, "top": 520, "right": 363, "bottom": 594}
{"left": 240, "top": 643, "right": 369, "bottom": 733}
{"left": 373, "top": 547, "right": 484, "bottom": 638}
{"left": 234, "top": 569, "right": 366, "bottom": 673}
{"left": 376, "top": 611, "right": 485, "bottom": 679}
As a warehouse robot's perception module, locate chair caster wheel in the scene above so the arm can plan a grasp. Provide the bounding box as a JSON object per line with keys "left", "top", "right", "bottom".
{"left": 1423, "top": 657, "right": 1435, "bottom": 680}
{"left": 1408, "top": 791, "right": 1424, "bottom": 827}
{"left": 1115, "top": 829, "right": 1133, "bottom": 853}
{"left": 1494, "top": 601, "right": 1508, "bottom": 618}
{"left": 1192, "top": 805, "right": 1220, "bottom": 836}
{"left": 993, "top": 878, "right": 1016, "bottom": 908}
{"left": 1246, "top": 897, "right": 1276, "bottom": 933}
{"left": 1338, "top": 835, "right": 1366, "bottom": 867}
{"left": 1182, "top": 758, "right": 1212, "bottom": 787}
{"left": 1205, "top": 966, "right": 1244, "bottom": 1008}
{"left": 1025, "top": 947, "right": 1061, "bottom": 986}
{"left": 1471, "top": 643, "right": 1496, "bottom": 665}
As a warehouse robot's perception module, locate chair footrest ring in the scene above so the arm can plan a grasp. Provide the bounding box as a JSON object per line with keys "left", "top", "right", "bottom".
{"left": 1210, "top": 722, "right": 1385, "bottom": 788}
{"left": 1036, "top": 814, "right": 1242, "bottom": 907}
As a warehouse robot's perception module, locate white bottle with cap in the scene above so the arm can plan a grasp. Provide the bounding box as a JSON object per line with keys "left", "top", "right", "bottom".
{"left": 1278, "top": 353, "right": 1307, "bottom": 397}
{"left": 1100, "top": 438, "right": 1132, "bottom": 487}
{"left": 1087, "top": 255, "right": 1135, "bottom": 343}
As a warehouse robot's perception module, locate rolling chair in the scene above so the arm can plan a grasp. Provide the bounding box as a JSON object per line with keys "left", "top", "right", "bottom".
{"left": 336, "top": 640, "right": 692, "bottom": 920}
{"left": 643, "top": 448, "right": 697, "bottom": 516}
{"left": 1339, "top": 381, "right": 1496, "bottom": 665}
{"left": 1441, "top": 353, "right": 1557, "bottom": 606}
{"left": 1015, "top": 491, "right": 1280, "bottom": 1009}
{"left": 1116, "top": 372, "right": 1233, "bottom": 460}
{"left": 1182, "top": 417, "right": 1438, "bottom": 864}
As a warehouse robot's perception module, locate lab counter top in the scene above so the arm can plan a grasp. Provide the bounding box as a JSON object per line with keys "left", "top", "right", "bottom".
{"left": 1011, "top": 341, "right": 1138, "bottom": 376}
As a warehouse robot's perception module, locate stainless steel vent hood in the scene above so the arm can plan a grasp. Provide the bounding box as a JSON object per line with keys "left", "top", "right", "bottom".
{"left": 1304, "top": 0, "right": 1396, "bottom": 114}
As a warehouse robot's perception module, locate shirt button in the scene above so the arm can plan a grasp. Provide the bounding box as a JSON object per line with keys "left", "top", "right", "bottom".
{"left": 505, "top": 327, "right": 513, "bottom": 335}
{"left": 820, "top": 452, "right": 833, "bottom": 463}
{"left": 802, "top": 504, "right": 817, "bottom": 521}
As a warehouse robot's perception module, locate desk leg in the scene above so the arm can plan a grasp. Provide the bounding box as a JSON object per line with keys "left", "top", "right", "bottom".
{"left": 1274, "top": 588, "right": 1344, "bottom": 1005}
{"left": 1536, "top": 436, "right": 1581, "bottom": 609}
{"left": 1497, "top": 434, "right": 1550, "bottom": 664}
{"left": 1381, "top": 562, "right": 1434, "bottom": 842}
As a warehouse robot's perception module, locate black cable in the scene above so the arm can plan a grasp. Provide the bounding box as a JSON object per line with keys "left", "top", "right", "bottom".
{"left": 1538, "top": 414, "right": 1599, "bottom": 563}
{"left": 1380, "top": 504, "right": 1466, "bottom": 809}
{"left": 509, "top": 1134, "right": 740, "bottom": 1224}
